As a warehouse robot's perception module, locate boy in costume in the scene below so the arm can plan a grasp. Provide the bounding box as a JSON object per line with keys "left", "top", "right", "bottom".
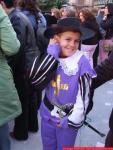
{"left": 32, "top": 17, "right": 96, "bottom": 150}
{"left": 40, "top": 17, "right": 96, "bottom": 150}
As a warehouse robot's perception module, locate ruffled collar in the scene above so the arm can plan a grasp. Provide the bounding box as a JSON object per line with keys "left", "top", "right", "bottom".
{"left": 58, "top": 50, "right": 84, "bottom": 76}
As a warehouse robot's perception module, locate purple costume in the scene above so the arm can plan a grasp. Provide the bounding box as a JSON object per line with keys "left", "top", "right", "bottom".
{"left": 40, "top": 44, "right": 96, "bottom": 150}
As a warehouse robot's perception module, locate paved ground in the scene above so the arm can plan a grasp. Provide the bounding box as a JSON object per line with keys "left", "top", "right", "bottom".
{"left": 10, "top": 80, "right": 113, "bottom": 150}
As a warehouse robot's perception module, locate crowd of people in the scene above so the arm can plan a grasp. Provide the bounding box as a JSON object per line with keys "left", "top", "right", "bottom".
{"left": 0, "top": 0, "right": 113, "bottom": 150}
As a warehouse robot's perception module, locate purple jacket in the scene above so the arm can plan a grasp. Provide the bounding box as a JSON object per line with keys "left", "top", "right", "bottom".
{"left": 40, "top": 44, "right": 96, "bottom": 129}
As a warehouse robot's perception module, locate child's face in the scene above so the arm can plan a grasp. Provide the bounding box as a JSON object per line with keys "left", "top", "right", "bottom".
{"left": 57, "top": 31, "right": 81, "bottom": 58}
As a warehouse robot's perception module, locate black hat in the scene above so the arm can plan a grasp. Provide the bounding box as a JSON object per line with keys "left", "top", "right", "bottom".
{"left": 44, "top": 17, "right": 95, "bottom": 40}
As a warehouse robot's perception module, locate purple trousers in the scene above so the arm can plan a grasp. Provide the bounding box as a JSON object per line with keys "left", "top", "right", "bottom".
{"left": 41, "top": 119, "right": 78, "bottom": 150}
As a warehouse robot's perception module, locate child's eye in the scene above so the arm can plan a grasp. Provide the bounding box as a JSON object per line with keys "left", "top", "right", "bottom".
{"left": 66, "top": 39, "right": 71, "bottom": 41}
{"left": 74, "top": 40, "right": 80, "bottom": 43}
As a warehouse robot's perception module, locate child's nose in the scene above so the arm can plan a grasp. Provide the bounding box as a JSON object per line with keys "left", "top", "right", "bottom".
{"left": 70, "top": 41, "right": 75, "bottom": 47}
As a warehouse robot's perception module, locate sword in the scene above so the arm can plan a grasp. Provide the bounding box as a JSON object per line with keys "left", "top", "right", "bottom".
{"left": 50, "top": 101, "right": 106, "bottom": 137}
{"left": 50, "top": 100, "right": 73, "bottom": 117}
{"left": 84, "top": 121, "right": 106, "bottom": 137}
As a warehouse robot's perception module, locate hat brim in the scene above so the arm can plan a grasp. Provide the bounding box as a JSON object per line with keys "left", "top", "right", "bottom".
{"left": 44, "top": 25, "right": 95, "bottom": 41}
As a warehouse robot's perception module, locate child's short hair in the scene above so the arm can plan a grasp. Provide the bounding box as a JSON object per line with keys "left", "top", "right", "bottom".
{"left": 44, "top": 17, "right": 95, "bottom": 40}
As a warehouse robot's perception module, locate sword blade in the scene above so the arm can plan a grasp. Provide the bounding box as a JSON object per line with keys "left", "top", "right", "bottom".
{"left": 84, "top": 121, "right": 106, "bottom": 137}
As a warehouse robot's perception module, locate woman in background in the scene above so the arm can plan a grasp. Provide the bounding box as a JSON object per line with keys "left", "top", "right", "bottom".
{"left": 78, "top": 8, "right": 101, "bottom": 67}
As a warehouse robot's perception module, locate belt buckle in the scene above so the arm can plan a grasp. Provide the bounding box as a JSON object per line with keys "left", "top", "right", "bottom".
{"left": 58, "top": 109, "right": 66, "bottom": 118}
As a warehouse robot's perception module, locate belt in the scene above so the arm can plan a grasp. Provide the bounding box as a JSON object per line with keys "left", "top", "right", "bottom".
{"left": 43, "top": 95, "right": 54, "bottom": 111}
{"left": 44, "top": 96, "right": 67, "bottom": 118}
{"left": 43, "top": 95, "right": 74, "bottom": 118}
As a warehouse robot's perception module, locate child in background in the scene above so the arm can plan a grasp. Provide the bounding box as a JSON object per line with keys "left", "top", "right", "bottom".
{"left": 51, "top": 7, "right": 60, "bottom": 21}
{"left": 40, "top": 17, "right": 96, "bottom": 150}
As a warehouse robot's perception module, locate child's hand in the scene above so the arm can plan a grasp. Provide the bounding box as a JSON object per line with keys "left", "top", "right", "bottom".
{"left": 47, "top": 36, "right": 61, "bottom": 58}
{"left": 56, "top": 119, "right": 61, "bottom": 128}
{"left": 57, "top": 123, "right": 62, "bottom": 128}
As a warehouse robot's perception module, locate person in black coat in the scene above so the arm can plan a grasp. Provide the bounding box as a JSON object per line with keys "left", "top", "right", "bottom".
{"left": 78, "top": 8, "right": 101, "bottom": 67}
{"left": 100, "top": 3, "right": 113, "bottom": 40}
{"left": 87, "top": 47, "right": 113, "bottom": 147}
{"left": 79, "top": 8, "right": 100, "bottom": 46}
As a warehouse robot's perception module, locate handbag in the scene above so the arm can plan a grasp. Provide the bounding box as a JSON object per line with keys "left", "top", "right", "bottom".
{"left": 102, "top": 38, "right": 113, "bottom": 52}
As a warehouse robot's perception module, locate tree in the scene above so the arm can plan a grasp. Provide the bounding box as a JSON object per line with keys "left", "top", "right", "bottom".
{"left": 38, "top": 0, "right": 69, "bottom": 11}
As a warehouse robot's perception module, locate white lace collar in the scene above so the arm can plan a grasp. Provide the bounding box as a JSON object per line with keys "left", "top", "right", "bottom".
{"left": 58, "top": 50, "right": 84, "bottom": 76}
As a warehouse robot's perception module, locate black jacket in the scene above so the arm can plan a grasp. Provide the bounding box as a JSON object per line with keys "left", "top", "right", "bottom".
{"left": 92, "top": 50, "right": 113, "bottom": 132}
{"left": 82, "top": 20, "right": 101, "bottom": 45}
{"left": 8, "top": 9, "right": 40, "bottom": 76}
{"left": 100, "top": 3, "right": 113, "bottom": 39}
{"left": 100, "top": 15, "right": 113, "bottom": 39}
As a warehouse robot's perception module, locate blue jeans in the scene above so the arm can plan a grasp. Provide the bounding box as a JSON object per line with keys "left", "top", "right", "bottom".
{"left": 0, "top": 123, "right": 10, "bottom": 150}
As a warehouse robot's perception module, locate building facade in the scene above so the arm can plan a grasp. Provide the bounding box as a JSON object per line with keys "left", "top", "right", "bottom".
{"left": 95, "top": 0, "right": 113, "bottom": 6}
{"left": 69, "top": 0, "right": 113, "bottom": 7}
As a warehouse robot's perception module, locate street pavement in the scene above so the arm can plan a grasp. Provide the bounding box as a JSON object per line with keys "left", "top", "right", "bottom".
{"left": 10, "top": 80, "right": 113, "bottom": 150}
